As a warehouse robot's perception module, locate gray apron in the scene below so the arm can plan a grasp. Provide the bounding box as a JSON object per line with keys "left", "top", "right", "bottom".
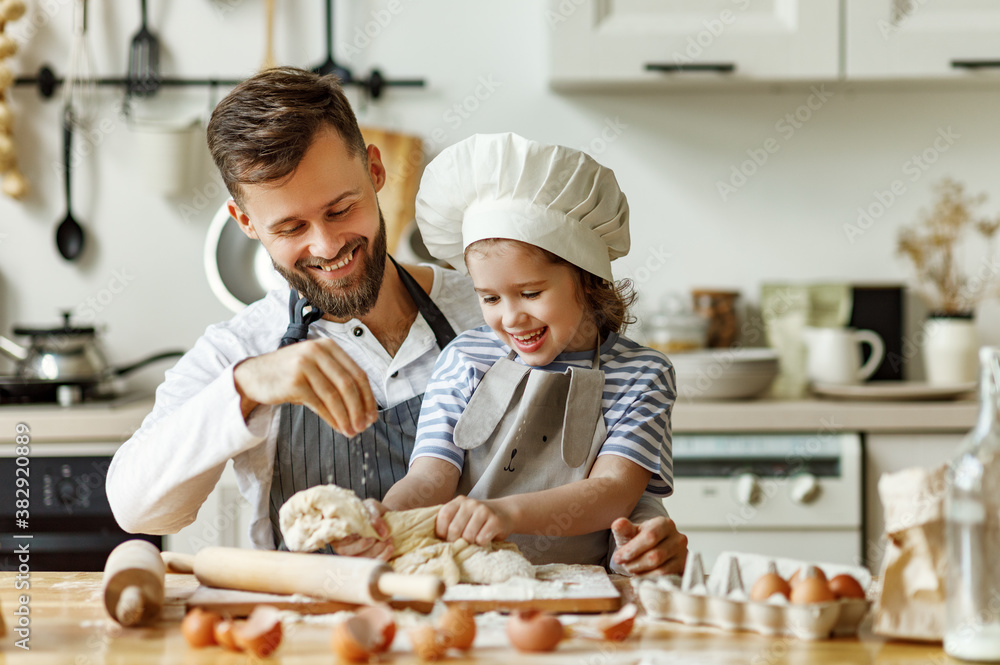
{"left": 453, "top": 344, "right": 609, "bottom": 566}
{"left": 268, "top": 257, "right": 457, "bottom": 550}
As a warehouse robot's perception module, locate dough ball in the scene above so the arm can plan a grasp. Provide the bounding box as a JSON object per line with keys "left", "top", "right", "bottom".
{"left": 279, "top": 484, "right": 379, "bottom": 552}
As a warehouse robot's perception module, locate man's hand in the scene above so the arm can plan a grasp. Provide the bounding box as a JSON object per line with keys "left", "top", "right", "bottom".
{"left": 234, "top": 339, "right": 377, "bottom": 436}
{"left": 326, "top": 499, "right": 394, "bottom": 561}
{"left": 610, "top": 516, "right": 688, "bottom": 576}
{"left": 435, "top": 496, "right": 514, "bottom": 547}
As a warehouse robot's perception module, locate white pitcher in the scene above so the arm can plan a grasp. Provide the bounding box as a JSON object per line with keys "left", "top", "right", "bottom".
{"left": 803, "top": 326, "right": 885, "bottom": 385}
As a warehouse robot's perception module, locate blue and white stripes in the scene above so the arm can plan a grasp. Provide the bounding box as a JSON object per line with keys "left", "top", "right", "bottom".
{"left": 412, "top": 326, "right": 676, "bottom": 497}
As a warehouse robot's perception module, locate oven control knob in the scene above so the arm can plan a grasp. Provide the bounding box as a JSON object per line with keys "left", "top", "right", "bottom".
{"left": 790, "top": 474, "right": 821, "bottom": 504}
{"left": 57, "top": 479, "right": 77, "bottom": 506}
{"left": 733, "top": 473, "right": 762, "bottom": 506}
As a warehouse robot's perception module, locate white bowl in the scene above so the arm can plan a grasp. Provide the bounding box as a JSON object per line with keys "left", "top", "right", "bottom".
{"left": 671, "top": 348, "right": 779, "bottom": 400}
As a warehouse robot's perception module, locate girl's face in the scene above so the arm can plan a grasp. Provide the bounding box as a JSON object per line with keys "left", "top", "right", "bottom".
{"left": 466, "top": 241, "right": 595, "bottom": 367}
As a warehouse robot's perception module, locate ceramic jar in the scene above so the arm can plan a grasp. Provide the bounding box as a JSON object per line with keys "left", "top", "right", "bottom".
{"left": 924, "top": 314, "right": 979, "bottom": 385}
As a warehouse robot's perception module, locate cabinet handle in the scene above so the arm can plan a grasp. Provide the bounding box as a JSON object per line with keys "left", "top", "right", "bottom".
{"left": 951, "top": 60, "right": 1000, "bottom": 70}
{"left": 645, "top": 63, "right": 736, "bottom": 74}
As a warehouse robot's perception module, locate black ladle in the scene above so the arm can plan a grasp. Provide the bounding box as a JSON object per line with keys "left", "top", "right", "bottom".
{"left": 55, "top": 106, "right": 85, "bottom": 261}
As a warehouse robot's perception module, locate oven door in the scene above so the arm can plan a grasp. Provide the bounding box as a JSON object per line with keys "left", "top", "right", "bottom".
{"left": 0, "top": 442, "right": 161, "bottom": 571}
{"left": 664, "top": 433, "right": 863, "bottom": 571}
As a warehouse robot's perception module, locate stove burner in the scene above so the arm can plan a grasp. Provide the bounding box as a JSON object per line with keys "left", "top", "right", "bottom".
{"left": 0, "top": 376, "right": 113, "bottom": 405}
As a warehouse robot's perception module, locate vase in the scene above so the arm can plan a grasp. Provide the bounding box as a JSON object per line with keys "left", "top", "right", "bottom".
{"left": 924, "top": 313, "right": 979, "bottom": 385}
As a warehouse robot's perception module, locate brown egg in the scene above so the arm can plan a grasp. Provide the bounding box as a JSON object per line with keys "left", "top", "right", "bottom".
{"left": 750, "top": 572, "right": 792, "bottom": 602}
{"left": 593, "top": 603, "right": 637, "bottom": 642}
{"left": 789, "top": 565, "right": 828, "bottom": 588}
{"left": 506, "top": 611, "right": 564, "bottom": 653}
{"left": 358, "top": 605, "right": 396, "bottom": 652}
{"left": 180, "top": 608, "right": 222, "bottom": 648}
{"left": 437, "top": 605, "right": 476, "bottom": 650}
{"left": 828, "top": 574, "right": 867, "bottom": 600}
{"left": 232, "top": 605, "right": 283, "bottom": 658}
{"left": 790, "top": 577, "right": 836, "bottom": 604}
{"left": 213, "top": 619, "right": 241, "bottom": 652}
{"left": 409, "top": 624, "right": 447, "bottom": 661}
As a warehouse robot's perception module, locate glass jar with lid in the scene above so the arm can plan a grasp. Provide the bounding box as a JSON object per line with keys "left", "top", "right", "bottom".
{"left": 644, "top": 294, "right": 708, "bottom": 355}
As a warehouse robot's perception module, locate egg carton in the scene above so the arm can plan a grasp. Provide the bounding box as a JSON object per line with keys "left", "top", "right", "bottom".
{"left": 635, "top": 551, "right": 872, "bottom": 641}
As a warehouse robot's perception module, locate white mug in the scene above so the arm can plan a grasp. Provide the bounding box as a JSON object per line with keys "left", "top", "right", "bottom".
{"left": 802, "top": 326, "right": 885, "bottom": 385}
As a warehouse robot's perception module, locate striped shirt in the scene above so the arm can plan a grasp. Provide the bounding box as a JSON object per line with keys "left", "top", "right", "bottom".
{"left": 412, "top": 326, "right": 676, "bottom": 497}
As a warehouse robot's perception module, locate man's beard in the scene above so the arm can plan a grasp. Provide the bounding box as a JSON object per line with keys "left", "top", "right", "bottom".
{"left": 273, "top": 210, "right": 389, "bottom": 320}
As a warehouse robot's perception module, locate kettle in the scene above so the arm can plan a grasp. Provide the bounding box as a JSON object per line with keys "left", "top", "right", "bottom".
{"left": 0, "top": 312, "right": 183, "bottom": 383}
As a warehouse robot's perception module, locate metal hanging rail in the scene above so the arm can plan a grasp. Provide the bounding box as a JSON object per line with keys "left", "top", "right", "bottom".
{"left": 12, "top": 0, "right": 424, "bottom": 100}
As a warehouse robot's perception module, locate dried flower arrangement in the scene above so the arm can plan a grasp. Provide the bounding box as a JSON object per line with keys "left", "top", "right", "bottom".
{"left": 897, "top": 177, "right": 1000, "bottom": 316}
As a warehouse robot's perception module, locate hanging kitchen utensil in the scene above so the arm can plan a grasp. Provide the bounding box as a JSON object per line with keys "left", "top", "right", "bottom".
{"left": 55, "top": 106, "right": 85, "bottom": 260}
{"left": 126, "top": 0, "right": 160, "bottom": 102}
{"left": 261, "top": 0, "right": 276, "bottom": 70}
{"left": 63, "top": 0, "right": 95, "bottom": 126}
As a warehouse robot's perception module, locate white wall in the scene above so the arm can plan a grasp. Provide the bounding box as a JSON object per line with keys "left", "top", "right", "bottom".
{"left": 1, "top": 1, "right": 998, "bottom": 392}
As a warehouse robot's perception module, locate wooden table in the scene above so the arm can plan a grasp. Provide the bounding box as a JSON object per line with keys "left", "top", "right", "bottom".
{"left": 0, "top": 572, "right": 954, "bottom": 664}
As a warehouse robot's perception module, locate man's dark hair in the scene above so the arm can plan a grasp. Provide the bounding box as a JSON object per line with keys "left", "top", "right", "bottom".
{"left": 207, "top": 67, "right": 367, "bottom": 209}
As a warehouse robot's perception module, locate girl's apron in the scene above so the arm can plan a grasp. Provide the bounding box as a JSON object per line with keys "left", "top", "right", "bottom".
{"left": 268, "top": 257, "right": 457, "bottom": 550}
{"left": 453, "top": 344, "right": 609, "bottom": 565}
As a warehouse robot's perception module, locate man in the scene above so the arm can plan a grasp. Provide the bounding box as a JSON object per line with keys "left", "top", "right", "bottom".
{"left": 106, "top": 67, "right": 687, "bottom": 575}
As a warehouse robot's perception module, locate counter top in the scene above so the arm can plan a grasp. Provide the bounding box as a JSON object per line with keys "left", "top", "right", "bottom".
{"left": 673, "top": 397, "right": 978, "bottom": 434}
{"left": 0, "top": 397, "right": 154, "bottom": 443}
{"left": 0, "top": 394, "right": 980, "bottom": 443}
{"left": 0, "top": 571, "right": 951, "bottom": 664}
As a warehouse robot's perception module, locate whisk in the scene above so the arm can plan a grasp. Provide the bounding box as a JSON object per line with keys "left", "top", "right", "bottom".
{"left": 62, "top": 0, "right": 96, "bottom": 127}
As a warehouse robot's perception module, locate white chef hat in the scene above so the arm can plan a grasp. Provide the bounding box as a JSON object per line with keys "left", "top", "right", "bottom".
{"left": 415, "top": 133, "right": 630, "bottom": 282}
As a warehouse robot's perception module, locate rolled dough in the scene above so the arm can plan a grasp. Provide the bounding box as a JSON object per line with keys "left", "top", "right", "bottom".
{"left": 279, "top": 485, "right": 535, "bottom": 585}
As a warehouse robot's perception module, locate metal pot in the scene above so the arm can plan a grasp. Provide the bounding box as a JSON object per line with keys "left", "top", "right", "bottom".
{"left": 0, "top": 312, "right": 184, "bottom": 383}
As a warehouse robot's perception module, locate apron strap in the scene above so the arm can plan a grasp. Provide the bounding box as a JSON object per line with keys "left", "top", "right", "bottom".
{"left": 388, "top": 255, "right": 457, "bottom": 350}
{"left": 277, "top": 256, "right": 458, "bottom": 350}
{"left": 453, "top": 356, "right": 531, "bottom": 451}
{"left": 279, "top": 290, "right": 325, "bottom": 347}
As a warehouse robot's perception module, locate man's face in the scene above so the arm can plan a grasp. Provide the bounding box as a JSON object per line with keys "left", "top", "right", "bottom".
{"left": 228, "top": 128, "right": 388, "bottom": 320}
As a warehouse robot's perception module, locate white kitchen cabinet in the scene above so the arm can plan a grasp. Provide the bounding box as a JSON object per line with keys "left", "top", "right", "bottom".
{"left": 863, "top": 433, "right": 962, "bottom": 568}
{"left": 846, "top": 0, "right": 1000, "bottom": 79}
{"left": 163, "top": 461, "right": 253, "bottom": 554}
{"left": 549, "top": 0, "right": 841, "bottom": 88}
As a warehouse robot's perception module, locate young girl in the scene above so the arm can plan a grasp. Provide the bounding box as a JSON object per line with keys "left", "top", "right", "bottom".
{"left": 381, "top": 133, "right": 675, "bottom": 569}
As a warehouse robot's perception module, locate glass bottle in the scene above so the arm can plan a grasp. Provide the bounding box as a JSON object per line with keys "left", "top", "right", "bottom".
{"left": 945, "top": 346, "right": 1000, "bottom": 661}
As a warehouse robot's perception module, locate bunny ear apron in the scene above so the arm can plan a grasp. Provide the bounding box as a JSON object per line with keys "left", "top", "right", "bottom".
{"left": 268, "top": 257, "right": 457, "bottom": 550}
{"left": 453, "top": 344, "right": 610, "bottom": 565}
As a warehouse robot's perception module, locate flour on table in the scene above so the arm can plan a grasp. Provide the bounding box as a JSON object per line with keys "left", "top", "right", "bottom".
{"left": 279, "top": 485, "right": 534, "bottom": 585}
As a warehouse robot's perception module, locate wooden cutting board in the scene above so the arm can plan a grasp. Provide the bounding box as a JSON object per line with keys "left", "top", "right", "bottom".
{"left": 179, "top": 564, "right": 619, "bottom": 616}
{"left": 441, "top": 564, "right": 621, "bottom": 614}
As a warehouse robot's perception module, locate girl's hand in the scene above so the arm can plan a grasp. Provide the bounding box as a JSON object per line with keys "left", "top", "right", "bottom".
{"left": 327, "top": 499, "right": 394, "bottom": 561}
{"left": 610, "top": 516, "right": 688, "bottom": 576}
{"left": 435, "top": 496, "right": 514, "bottom": 547}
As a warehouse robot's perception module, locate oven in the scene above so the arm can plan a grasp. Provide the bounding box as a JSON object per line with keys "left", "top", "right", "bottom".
{"left": 664, "top": 433, "right": 863, "bottom": 571}
{"left": 0, "top": 440, "right": 160, "bottom": 572}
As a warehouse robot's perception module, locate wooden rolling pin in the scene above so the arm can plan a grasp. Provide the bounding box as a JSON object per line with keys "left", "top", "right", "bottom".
{"left": 163, "top": 547, "right": 445, "bottom": 605}
{"left": 102, "top": 540, "right": 165, "bottom": 626}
